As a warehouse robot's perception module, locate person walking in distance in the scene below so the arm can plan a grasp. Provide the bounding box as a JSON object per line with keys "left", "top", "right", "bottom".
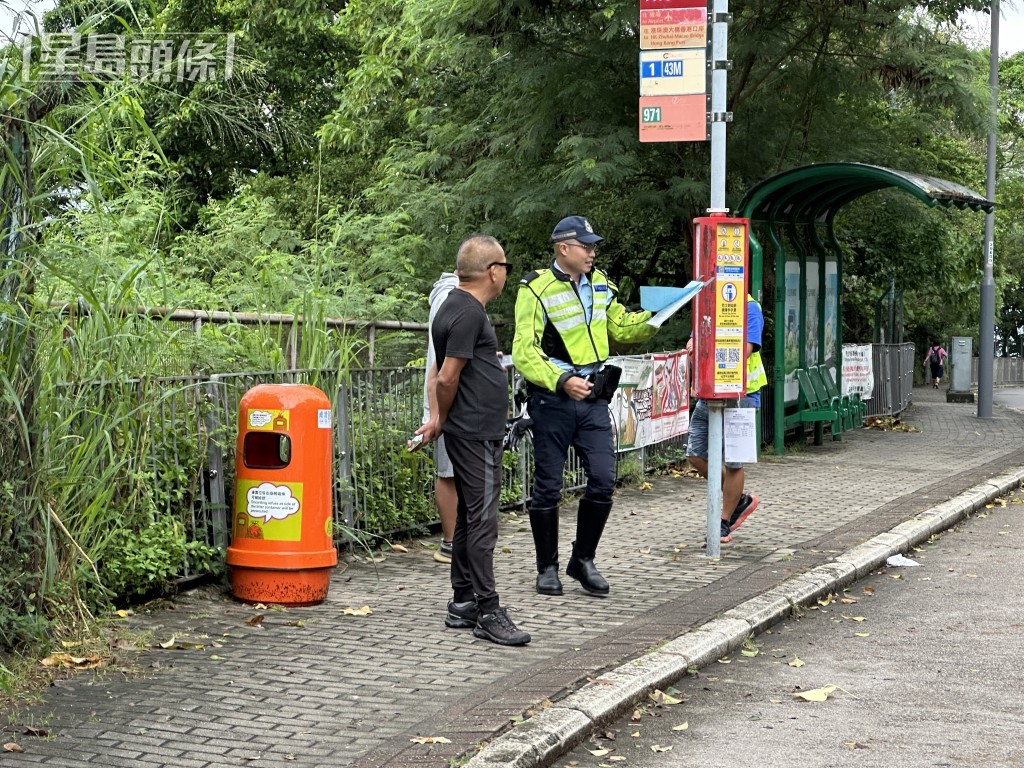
{"left": 513, "top": 216, "right": 659, "bottom": 597}
{"left": 924, "top": 341, "right": 948, "bottom": 389}
{"left": 414, "top": 234, "right": 530, "bottom": 646}
{"left": 685, "top": 293, "right": 768, "bottom": 543}
{"left": 422, "top": 271, "right": 460, "bottom": 564}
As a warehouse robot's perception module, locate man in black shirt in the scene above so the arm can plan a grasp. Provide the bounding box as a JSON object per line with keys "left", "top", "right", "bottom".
{"left": 414, "top": 234, "right": 530, "bottom": 646}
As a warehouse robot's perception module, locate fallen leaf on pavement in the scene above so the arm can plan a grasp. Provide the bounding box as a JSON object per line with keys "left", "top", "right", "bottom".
{"left": 244, "top": 615, "right": 265, "bottom": 628}
{"left": 792, "top": 684, "right": 838, "bottom": 702}
{"left": 390, "top": 544, "right": 408, "bottom": 553}
{"left": 40, "top": 653, "right": 103, "bottom": 668}
{"left": 410, "top": 736, "right": 451, "bottom": 744}
{"left": 156, "top": 639, "right": 205, "bottom": 650}
{"left": 671, "top": 722, "right": 689, "bottom": 731}
{"left": 788, "top": 658, "right": 805, "bottom": 667}
{"left": 794, "top": 684, "right": 860, "bottom": 704}
{"left": 341, "top": 606, "right": 372, "bottom": 616}
{"left": 649, "top": 689, "right": 683, "bottom": 706}
{"left": 842, "top": 615, "right": 867, "bottom": 622}
{"left": 651, "top": 745, "right": 673, "bottom": 752}
{"left": 588, "top": 748, "right": 610, "bottom": 757}
{"left": 4, "top": 743, "right": 25, "bottom": 753}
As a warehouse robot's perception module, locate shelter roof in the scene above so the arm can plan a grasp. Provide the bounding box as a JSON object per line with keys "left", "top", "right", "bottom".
{"left": 738, "top": 162, "right": 994, "bottom": 224}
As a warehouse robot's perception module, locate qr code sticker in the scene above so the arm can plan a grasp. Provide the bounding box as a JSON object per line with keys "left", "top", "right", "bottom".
{"left": 715, "top": 349, "right": 740, "bottom": 363}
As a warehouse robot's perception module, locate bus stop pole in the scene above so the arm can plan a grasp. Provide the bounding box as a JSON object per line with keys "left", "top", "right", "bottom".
{"left": 705, "top": 0, "right": 730, "bottom": 558}
{"left": 978, "top": 0, "right": 998, "bottom": 419}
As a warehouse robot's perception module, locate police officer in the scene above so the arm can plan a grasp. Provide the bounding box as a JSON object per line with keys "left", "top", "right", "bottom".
{"left": 512, "top": 216, "right": 658, "bottom": 597}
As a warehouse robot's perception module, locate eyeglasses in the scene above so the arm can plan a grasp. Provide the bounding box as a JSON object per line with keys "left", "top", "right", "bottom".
{"left": 563, "top": 242, "right": 597, "bottom": 254}
{"left": 488, "top": 261, "right": 513, "bottom": 270}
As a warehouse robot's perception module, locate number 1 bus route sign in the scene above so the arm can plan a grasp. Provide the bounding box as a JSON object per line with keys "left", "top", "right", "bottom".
{"left": 639, "top": 48, "right": 706, "bottom": 96}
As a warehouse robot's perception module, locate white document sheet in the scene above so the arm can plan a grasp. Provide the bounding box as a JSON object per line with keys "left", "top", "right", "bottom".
{"left": 724, "top": 407, "right": 757, "bottom": 464}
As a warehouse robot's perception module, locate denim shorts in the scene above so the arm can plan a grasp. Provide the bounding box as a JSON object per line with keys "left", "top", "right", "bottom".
{"left": 686, "top": 396, "right": 758, "bottom": 470}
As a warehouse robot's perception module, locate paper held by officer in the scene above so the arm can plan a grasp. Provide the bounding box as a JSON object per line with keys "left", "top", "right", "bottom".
{"left": 640, "top": 279, "right": 707, "bottom": 329}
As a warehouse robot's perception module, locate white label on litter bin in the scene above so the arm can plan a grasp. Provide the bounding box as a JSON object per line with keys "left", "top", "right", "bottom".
{"left": 247, "top": 482, "right": 300, "bottom": 524}
{"left": 318, "top": 409, "right": 332, "bottom": 429}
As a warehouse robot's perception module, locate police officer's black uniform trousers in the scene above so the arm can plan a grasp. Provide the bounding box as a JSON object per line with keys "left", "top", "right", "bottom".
{"left": 528, "top": 389, "right": 615, "bottom": 596}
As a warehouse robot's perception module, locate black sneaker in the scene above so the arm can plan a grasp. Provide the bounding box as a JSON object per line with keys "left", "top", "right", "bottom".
{"left": 473, "top": 607, "right": 531, "bottom": 646}
{"left": 728, "top": 493, "right": 760, "bottom": 533}
{"left": 444, "top": 600, "right": 479, "bottom": 629}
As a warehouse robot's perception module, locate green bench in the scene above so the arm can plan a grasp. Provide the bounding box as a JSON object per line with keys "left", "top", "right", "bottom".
{"left": 817, "top": 365, "right": 865, "bottom": 428}
{"left": 807, "top": 366, "right": 854, "bottom": 432}
{"left": 789, "top": 368, "right": 845, "bottom": 441}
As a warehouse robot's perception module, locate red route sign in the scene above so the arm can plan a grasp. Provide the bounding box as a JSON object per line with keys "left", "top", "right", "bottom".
{"left": 640, "top": 0, "right": 707, "bottom": 8}
{"left": 640, "top": 8, "right": 706, "bottom": 50}
{"left": 639, "top": 94, "right": 707, "bottom": 142}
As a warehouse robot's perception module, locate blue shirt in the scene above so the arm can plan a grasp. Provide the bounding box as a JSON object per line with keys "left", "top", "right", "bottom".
{"left": 548, "top": 262, "right": 599, "bottom": 376}
{"left": 745, "top": 297, "right": 764, "bottom": 408}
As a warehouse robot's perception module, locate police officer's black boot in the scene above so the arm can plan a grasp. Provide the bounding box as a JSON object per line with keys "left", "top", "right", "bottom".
{"left": 529, "top": 506, "right": 563, "bottom": 596}
{"left": 566, "top": 496, "right": 612, "bottom": 596}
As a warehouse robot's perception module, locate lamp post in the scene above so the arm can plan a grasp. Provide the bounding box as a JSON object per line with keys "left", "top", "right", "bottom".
{"left": 978, "top": 0, "right": 999, "bottom": 418}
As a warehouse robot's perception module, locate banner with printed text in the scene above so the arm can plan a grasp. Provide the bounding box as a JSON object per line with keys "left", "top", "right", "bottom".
{"left": 608, "top": 351, "right": 689, "bottom": 451}
{"left": 841, "top": 344, "right": 874, "bottom": 400}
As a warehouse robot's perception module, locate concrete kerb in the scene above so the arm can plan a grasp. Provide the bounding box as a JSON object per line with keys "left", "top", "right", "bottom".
{"left": 462, "top": 473, "right": 1024, "bottom": 768}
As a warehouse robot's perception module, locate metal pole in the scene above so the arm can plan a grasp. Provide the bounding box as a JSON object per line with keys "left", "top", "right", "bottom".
{"left": 978, "top": 0, "right": 998, "bottom": 418}
{"left": 706, "top": 400, "right": 723, "bottom": 558}
{"left": 706, "top": 0, "right": 729, "bottom": 556}
{"left": 709, "top": 0, "right": 728, "bottom": 212}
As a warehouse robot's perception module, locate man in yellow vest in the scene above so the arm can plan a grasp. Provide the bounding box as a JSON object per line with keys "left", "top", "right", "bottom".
{"left": 685, "top": 294, "right": 768, "bottom": 543}
{"left": 513, "top": 216, "right": 659, "bottom": 597}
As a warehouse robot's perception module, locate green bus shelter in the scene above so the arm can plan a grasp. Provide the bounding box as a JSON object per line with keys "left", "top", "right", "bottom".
{"left": 736, "top": 162, "right": 994, "bottom": 455}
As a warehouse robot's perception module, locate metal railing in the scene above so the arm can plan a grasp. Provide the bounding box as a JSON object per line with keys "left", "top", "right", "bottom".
{"left": 971, "top": 356, "right": 1024, "bottom": 387}
{"left": 863, "top": 343, "right": 915, "bottom": 419}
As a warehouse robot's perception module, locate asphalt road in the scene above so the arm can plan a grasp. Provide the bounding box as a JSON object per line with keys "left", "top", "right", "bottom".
{"left": 553, "top": 487, "right": 1024, "bottom": 768}
{"left": 993, "top": 388, "right": 1024, "bottom": 410}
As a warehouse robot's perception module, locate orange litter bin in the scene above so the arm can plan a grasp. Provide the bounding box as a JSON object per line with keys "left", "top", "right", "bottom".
{"left": 226, "top": 384, "right": 338, "bottom": 605}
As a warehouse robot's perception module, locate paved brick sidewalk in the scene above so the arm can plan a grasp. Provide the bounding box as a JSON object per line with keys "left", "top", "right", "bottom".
{"left": 3, "top": 387, "right": 1022, "bottom": 768}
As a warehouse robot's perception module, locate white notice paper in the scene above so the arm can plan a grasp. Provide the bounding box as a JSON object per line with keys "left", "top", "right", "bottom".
{"left": 724, "top": 408, "right": 757, "bottom": 464}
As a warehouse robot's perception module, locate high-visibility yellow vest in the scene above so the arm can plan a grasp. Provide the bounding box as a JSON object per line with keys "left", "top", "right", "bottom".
{"left": 746, "top": 296, "right": 768, "bottom": 394}
{"left": 513, "top": 266, "right": 656, "bottom": 392}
